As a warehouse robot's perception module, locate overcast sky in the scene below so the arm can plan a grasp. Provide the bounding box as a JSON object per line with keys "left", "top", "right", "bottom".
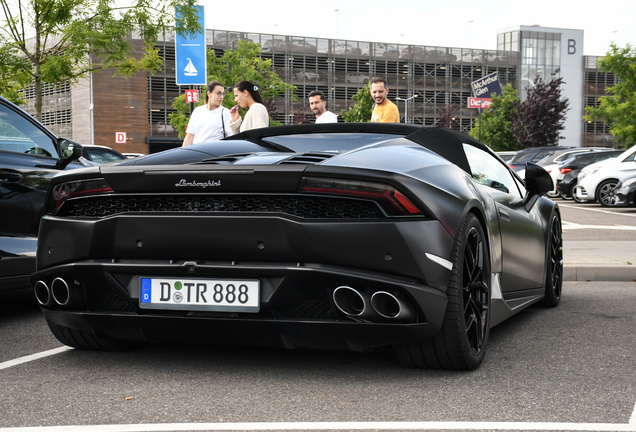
{"left": 199, "top": 0, "right": 634, "bottom": 56}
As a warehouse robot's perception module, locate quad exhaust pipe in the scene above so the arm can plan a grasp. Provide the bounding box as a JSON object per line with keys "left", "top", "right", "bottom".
{"left": 371, "top": 291, "right": 415, "bottom": 322}
{"left": 333, "top": 286, "right": 376, "bottom": 320}
{"left": 34, "top": 280, "right": 50, "bottom": 306}
{"left": 34, "top": 277, "right": 76, "bottom": 307}
{"left": 51, "top": 277, "right": 70, "bottom": 306}
{"left": 332, "top": 286, "right": 416, "bottom": 323}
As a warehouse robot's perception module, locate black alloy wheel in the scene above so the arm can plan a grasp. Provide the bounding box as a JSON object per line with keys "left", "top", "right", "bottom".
{"left": 597, "top": 179, "right": 619, "bottom": 207}
{"left": 461, "top": 224, "right": 490, "bottom": 356}
{"left": 540, "top": 213, "right": 563, "bottom": 307}
{"left": 395, "top": 213, "right": 490, "bottom": 370}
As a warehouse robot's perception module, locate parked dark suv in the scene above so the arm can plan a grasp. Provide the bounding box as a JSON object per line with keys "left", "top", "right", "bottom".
{"left": 0, "top": 97, "right": 85, "bottom": 294}
{"left": 508, "top": 146, "right": 573, "bottom": 171}
{"left": 555, "top": 150, "right": 623, "bottom": 199}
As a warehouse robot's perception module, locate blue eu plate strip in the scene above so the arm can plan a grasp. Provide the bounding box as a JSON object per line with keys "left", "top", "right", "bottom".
{"left": 140, "top": 278, "right": 152, "bottom": 303}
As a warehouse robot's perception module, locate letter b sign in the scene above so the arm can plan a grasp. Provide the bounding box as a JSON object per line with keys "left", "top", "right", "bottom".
{"left": 568, "top": 39, "right": 576, "bottom": 55}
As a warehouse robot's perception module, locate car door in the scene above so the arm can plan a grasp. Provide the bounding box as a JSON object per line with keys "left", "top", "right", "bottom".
{"left": 0, "top": 99, "right": 66, "bottom": 287}
{"left": 463, "top": 144, "right": 546, "bottom": 292}
{"left": 0, "top": 100, "right": 63, "bottom": 234}
{"left": 615, "top": 151, "right": 636, "bottom": 176}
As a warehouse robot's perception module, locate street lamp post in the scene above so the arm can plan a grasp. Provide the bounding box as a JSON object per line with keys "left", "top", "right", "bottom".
{"left": 395, "top": 94, "right": 418, "bottom": 124}
{"left": 476, "top": 99, "right": 485, "bottom": 142}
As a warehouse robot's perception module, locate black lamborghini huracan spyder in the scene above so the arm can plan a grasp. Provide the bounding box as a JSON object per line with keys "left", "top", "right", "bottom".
{"left": 31, "top": 124, "right": 562, "bottom": 370}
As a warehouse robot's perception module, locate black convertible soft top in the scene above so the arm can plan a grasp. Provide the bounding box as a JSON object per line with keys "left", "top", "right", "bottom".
{"left": 226, "top": 123, "right": 485, "bottom": 174}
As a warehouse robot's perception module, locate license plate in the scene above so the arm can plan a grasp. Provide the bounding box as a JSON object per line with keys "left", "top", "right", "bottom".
{"left": 139, "top": 277, "right": 260, "bottom": 312}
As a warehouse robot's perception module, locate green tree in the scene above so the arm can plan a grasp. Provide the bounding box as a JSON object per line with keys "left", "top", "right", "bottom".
{"left": 469, "top": 85, "right": 521, "bottom": 152}
{"left": 170, "top": 40, "right": 296, "bottom": 137}
{"left": 0, "top": 0, "right": 202, "bottom": 120}
{"left": 584, "top": 43, "right": 636, "bottom": 149}
{"left": 342, "top": 83, "right": 373, "bottom": 122}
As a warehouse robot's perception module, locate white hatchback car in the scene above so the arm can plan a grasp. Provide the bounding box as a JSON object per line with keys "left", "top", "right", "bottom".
{"left": 573, "top": 145, "right": 636, "bottom": 206}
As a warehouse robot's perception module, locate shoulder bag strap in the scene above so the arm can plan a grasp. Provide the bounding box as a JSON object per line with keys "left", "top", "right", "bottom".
{"left": 221, "top": 107, "right": 227, "bottom": 138}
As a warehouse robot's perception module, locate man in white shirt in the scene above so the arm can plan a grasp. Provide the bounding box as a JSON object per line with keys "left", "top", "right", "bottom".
{"left": 309, "top": 90, "right": 338, "bottom": 124}
{"left": 182, "top": 81, "right": 233, "bottom": 146}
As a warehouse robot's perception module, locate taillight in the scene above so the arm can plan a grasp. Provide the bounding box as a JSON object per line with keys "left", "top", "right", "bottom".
{"left": 50, "top": 178, "right": 113, "bottom": 213}
{"left": 299, "top": 177, "right": 422, "bottom": 216}
{"left": 559, "top": 168, "right": 572, "bottom": 174}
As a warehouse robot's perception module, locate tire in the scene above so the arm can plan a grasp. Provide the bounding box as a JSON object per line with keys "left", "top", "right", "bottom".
{"left": 46, "top": 318, "right": 137, "bottom": 351}
{"left": 596, "top": 179, "right": 618, "bottom": 207}
{"left": 572, "top": 186, "right": 588, "bottom": 203}
{"left": 396, "top": 213, "right": 490, "bottom": 370}
{"left": 540, "top": 213, "right": 563, "bottom": 307}
{"left": 546, "top": 188, "right": 559, "bottom": 198}
{"left": 559, "top": 181, "right": 576, "bottom": 200}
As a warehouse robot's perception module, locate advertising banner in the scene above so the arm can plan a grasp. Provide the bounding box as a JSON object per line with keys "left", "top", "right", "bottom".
{"left": 185, "top": 89, "right": 199, "bottom": 103}
{"left": 471, "top": 72, "right": 502, "bottom": 98}
{"left": 467, "top": 97, "right": 492, "bottom": 109}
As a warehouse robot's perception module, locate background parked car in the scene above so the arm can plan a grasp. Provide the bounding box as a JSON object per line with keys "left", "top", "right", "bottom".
{"left": 496, "top": 151, "right": 517, "bottom": 163}
{"left": 373, "top": 43, "right": 399, "bottom": 58}
{"left": 294, "top": 70, "right": 320, "bottom": 80}
{"left": 263, "top": 39, "right": 288, "bottom": 51}
{"left": 346, "top": 72, "right": 370, "bottom": 85}
{"left": 123, "top": 153, "right": 145, "bottom": 159}
{"left": 518, "top": 148, "right": 612, "bottom": 197}
{"left": 157, "top": 122, "right": 174, "bottom": 133}
{"left": 613, "top": 174, "right": 636, "bottom": 207}
{"left": 507, "top": 146, "right": 573, "bottom": 171}
{"left": 573, "top": 145, "right": 636, "bottom": 206}
{"left": 213, "top": 32, "right": 253, "bottom": 48}
{"left": 82, "top": 145, "right": 126, "bottom": 164}
{"left": 290, "top": 40, "right": 316, "bottom": 53}
{"left": 0, "top": 96, "right": 85, "bottom": 294}
{"left": 556, "top": 150, "right": 623, "bottom": 200}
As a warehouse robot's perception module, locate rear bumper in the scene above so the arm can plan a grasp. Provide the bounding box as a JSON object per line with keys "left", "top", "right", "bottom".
{"left": 33, "top": 213, "right": 455, "bottom": 349}
{"left": 33, "top": 260, "right": 447, "bottom": 350}
{"left": 573, "top": 184, "right": 593, "bottom": 201}
{"left": 555, "top": 178, "right": 575, "bottom": 195}
{"left": 615, "top": 189, "right": 636, "bottom": 207}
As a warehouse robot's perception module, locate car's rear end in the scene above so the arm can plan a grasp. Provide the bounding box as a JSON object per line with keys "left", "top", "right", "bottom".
{"left": 31, "top": 158, "right": 463, "bottom": 352}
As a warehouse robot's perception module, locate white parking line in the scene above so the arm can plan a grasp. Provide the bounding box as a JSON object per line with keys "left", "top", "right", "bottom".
{"left": 562, "top": 221, "right": 636, "bottom": 230}
{"left": 1, "top": 421, "right": 636, "bottom": 431}
{"left": 559, "top": 203, "right": 636, "bottom": 218}
{"left": 0, "top": 346, "right": 72, "bottom": 371}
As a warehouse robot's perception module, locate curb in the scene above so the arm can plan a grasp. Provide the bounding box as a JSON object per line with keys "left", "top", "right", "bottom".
{"left": 564, "top": 265, "right": 635, "bottom": 282}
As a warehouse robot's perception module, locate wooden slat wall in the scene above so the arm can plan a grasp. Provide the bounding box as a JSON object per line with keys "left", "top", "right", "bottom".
{"left": 92, "top": 39, "right": 149, "bottom": 155}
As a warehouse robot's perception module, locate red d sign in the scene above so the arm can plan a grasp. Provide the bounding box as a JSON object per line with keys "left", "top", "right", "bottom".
{"left": 116, "top": 132, "right": 127, "bottom": 143}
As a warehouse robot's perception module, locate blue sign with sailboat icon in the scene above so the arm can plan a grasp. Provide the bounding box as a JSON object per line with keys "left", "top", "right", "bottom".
{"left": 175, "top": 5, "right": 206, "bottom": 86}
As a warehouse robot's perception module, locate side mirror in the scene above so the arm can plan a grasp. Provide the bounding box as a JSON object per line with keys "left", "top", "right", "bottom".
{"left": 522, "top": 162, "right": 553, "bottom": 211}
{"left": 54, "top": 139, "right": 83, "bottom": 169}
